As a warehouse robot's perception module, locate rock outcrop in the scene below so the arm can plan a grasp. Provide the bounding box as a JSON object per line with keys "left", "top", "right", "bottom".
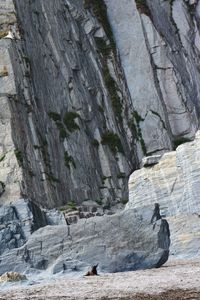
{"left": 127, "top": 131, "right": 200, "bottom": 258}
{"left": 1, "top": 0, "right": 200, "bottom": 276}
{"left": 105, "top": 0, "right": 200, "bottom": 160}
{"left": 0, "top": 199, "right": 47, "bottom": 256}
{"left": 0, "top": 206, "right": 170, "bottom": 275}
{"left": 0, "top": 0, "right": 22, "bottom": 205}
{"left": 1, "top": 0, "right": 200, "bottom": 209}
{"left": 127, "top": 131, "right": 200, "bottom": 216}
{"left": 0, "top": 198, "right": 67, "bottom": 258}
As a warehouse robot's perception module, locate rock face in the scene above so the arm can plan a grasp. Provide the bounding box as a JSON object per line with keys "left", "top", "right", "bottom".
{"left": 1, "top": 0, "right": 200, "bottom": 274}
{"left": 0, "top": 199, "right": 47, "bottom": 256}
{"left": 168, "top": 214, "right": 200, "bottom": 258}
{"left": 0, "top": 0, "right": 22, "bottom": 205}
{"left": 127, "top": 131, "right": 200, "bottom": 216}
{"left": 105, "top": 0, "right": 200, "bottom": 160}
{"left": 5, "top": 0, "right": 137, "bottom": 208}
{"left": 0, "top": 206, "right": 170, "bottom": 275}
{"left": 1, "top": 0, "right": 200, "bottom": 209}
{"left": 127, "top": 131, "right": 200, "bottom": 258}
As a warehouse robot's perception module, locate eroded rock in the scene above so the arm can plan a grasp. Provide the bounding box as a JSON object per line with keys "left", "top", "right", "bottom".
{"left": 127, "top": 131, "right": 200, "bottom": 258}
{"left": 0, "top": 199, "right": 47, "bottom": 255}
{"left": 0, "top": 206, "right": 170, "bottom": 275}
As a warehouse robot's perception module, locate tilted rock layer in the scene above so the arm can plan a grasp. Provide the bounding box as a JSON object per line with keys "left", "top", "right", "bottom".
{"left": 127, "top": 131, "right": 200, "bottom": 258}
{"left": 127, "top": 131, "right": 200, "bottom": 216}
{"left": 0, "top": 206, "right": 170, "bottom": 275}
{"left": 1, "top": 0, "right": 200, "bottom": 209}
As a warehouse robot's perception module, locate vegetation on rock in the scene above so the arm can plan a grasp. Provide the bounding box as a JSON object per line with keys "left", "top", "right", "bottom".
{"left": 101, "top": 131, "right": 124, "bottom": 154}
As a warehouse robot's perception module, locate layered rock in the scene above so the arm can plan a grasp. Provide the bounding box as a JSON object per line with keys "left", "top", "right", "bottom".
{"left": 0, "top": 0, "right": 200, "bottom": 210}
{"left": 0, "top": 0, "right": 22, "bottom": 205}
{"left": 127, "top": 131, "right": 200, "bottom": 216}
{"left": 105, "top": 0, "right": 200, "bottom": 159}
{"left": 127, "top": 131, "right": 200, "bottom": 258}
{"left": 0, "top": 206, "right": 170, "bottom": 275}
{"left": 168, "top": 213, "right": 200, "bottom": 258}
{"left": 0, "top": 199, "right": 47, "bottom": 256}
{"left": 5, "top": 0, "right": 138, "bottom": 209}
{"left": 1, "top": 0, "right": 200, "bottom": 211}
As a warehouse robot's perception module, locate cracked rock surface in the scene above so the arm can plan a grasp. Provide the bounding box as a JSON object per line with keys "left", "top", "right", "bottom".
{"left": 0, "top": 199, "right": 47, "bottom": 257}
{"left": 127, "top": 130, "right": 200, "bottom": 258}
{"left": 1, "top": 0, "right": 200, "bottom": 208}
{"left": 0, "top": 206, "right": 170, "bottom": 275}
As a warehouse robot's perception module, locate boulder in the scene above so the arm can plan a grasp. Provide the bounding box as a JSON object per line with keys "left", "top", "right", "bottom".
{"left": 0, "top": 272, "right": 27, "bottom": 282}
{"left": 0, "top": 206, "right": 170, "bottom": 275}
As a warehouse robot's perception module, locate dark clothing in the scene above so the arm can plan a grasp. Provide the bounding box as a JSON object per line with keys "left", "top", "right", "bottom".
{"left": 151, "top": 203, "right": 161, "bottom": 223}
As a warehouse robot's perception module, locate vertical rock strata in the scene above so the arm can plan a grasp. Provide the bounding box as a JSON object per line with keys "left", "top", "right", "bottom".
{"left": 1, "top": 0, "right": 200, "bottom": 208}
{"left": 105, "top": 0, "right": 200, "bottom": 159}
{"left": 2, "top": 0, "right": 138, "bottom": 208}
{"left": 0, "top": 0, "right": 22, "bottom": 204}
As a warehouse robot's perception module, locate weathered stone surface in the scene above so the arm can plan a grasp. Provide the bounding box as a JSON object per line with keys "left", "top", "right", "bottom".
{"left": 0, "top": 0, "right": 200, "bottom": 210}
{"left": 45, "top": 209, "right": 66, "bottom": 226}
{"left": 127, "top": 131, "right": 200, "bottom": 216}
{"left": 5, "top": 0, "right": 136, "bottom": 208}
{"left": 0, "top": 1, "right": 22, "bottom": 206}
{"left": 142, "top": 155, "right": 162, "bottom": 167}
{"left": 0, "top": 206, "right": 170, "bottom": 275}
{"left": 168, "top": 214, "right": 200, "bottom": 258}
{"left": 127, "top": 131, "right": 200, "bottom": 257}
{"left": 1, "top": 0, "right": 200, "bottom": 270}
{"left": 0, "top": 199, "right": 47, "bottom": 256}
{"left": 105, "top": 0, "right": 200, "bottom": 157}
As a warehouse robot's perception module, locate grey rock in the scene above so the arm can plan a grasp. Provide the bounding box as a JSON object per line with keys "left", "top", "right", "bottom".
{"left": 0, "top": 206, "right": 170, "bottom": 275}
{"left": 142, "top": 155, "right": 162, "bottom": 167}
{"left": 5, "top": 0, "right": 136, "bottom": 208}
{"left": 45, "top": 209, "right": 66, "bottom": 226}
{"left": 168, "top": 214, "right": 200, "bottom": 258}
{"left": 127, "top": 131, "right": 200, "bottom": 258}
{"left": 1, "top": 0, "right": 200, "bottom": 271}
{"left": 127, "top": 131, "right": 200, "bottom": 216}
{"left": 1, "top": 0, "right": 200, "bottom": 210}
{"left": 0, "top": 199, "right": 47, "bottom": 255}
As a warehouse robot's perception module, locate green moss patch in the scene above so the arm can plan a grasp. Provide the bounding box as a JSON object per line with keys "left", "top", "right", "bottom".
{"left": 84, "top": 0, "right": 115, "bottom": 50}
{"left": 14, "top": 149, "right": 23, "bottom": 167}
{"left": 129, "top": 111, "right": 146, "bottom": 155}
{"left": 63, "top": 111, "right": 80, "bottom": 132}
{"left": 102, "top": 66, "right": 122, "bottom": 121}
{"left": 101, "top": 131, "right": 124, "bottom": 154}
{"left": 0, "top": 154, "right": 6, "bottom": 163}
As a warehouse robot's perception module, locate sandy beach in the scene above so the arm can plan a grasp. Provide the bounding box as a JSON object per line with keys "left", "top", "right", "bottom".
{"left": 0, "top": 258, "right": 200, "bottom": 300}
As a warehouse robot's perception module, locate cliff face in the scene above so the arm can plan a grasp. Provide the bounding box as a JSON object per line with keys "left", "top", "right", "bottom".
{"left": 1, "top": 0, "right": 200, "bottom": 208}
{"left": 2, "top": 0, "right": 137, "bottom": 208}
{"left": 105, "top": 0, "right": 200, "bottom": 157}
